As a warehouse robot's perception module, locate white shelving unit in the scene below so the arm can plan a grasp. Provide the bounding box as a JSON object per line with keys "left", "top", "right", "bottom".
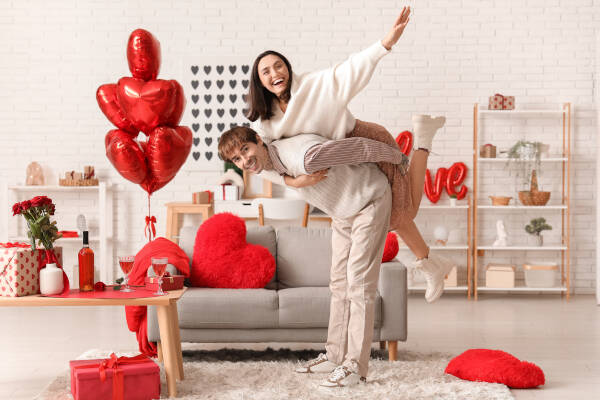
{"left": 473, "top": 103, "right": 571, "bottom": 299}
{"left": 405, "top": 197, "right": 473, "bottom": 298}
{"left": 2, "top": 183, "right": 114, "bottom": 283}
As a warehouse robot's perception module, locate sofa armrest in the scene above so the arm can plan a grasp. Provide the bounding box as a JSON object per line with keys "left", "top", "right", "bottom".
{"left": 377, "top": 261, "right": 407, "bottom": 341}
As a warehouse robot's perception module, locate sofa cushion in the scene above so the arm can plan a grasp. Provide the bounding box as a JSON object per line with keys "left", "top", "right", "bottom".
{"left": 278, "top": 287, "right": 382, "bottom": 328}
{"left": 247, "top": 226, "right": 277, "bottom": 289}
{"left": 277, "top": 227, "right": 331, "bottom": 288}
{"left": 178, "top": 287, "right": 278, "bottom": 329}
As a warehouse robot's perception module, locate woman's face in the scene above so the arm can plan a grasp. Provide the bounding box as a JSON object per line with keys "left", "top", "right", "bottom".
{"left": 257, "top": 54, "right": 290, "bottom": 98}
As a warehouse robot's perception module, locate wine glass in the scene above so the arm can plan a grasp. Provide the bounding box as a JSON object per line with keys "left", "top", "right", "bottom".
{"left": 151, "top": 257, "right": 169, "bottom": 295}
{"left": 118, "top": 256, "right": 135, "bottom": 292}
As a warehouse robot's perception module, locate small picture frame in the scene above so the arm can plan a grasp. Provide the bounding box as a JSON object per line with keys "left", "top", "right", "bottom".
{"left": 242, "top": 171, "right": 272, "bottom": 199}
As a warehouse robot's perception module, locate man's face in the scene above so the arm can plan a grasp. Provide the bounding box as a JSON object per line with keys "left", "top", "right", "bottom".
{"left": 229, "top": 137, "right": 269, "bottom": 174}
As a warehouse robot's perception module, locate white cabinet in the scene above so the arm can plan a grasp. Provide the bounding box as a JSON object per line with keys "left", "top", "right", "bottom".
{"left": 2, "top": 183, "right": 114, "bottom": 284}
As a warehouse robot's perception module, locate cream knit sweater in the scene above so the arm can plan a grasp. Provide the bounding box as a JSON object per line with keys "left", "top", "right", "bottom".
{"left": 251, "top": 41, "right": 390, "bottom": 143}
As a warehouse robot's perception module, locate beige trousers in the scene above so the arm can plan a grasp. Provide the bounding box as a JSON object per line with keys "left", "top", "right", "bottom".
{"left": 324, "top": 185, "right": 392, "bottom": 378}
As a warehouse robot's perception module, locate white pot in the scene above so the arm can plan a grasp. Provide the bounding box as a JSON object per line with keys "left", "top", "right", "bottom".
{"left": 450, "top": 198, "right": 457, "bottom": 207}
{"left": 40, "top": 263, "right": 64, "bottom": 295}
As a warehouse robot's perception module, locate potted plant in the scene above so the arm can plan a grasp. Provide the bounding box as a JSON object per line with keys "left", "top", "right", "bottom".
{"left": 449, "top": 193, "right": 457, "bottom": 207}
{"left": 504, "top": 140, "right": 546, "bottom": 191}
{"left": 525, "top": 217, "right": 552, "bottom": 246}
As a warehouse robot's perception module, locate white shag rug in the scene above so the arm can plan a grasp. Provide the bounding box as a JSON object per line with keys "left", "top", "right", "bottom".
{"left": 36, "top": 348, "right": 514, "bottom": 400}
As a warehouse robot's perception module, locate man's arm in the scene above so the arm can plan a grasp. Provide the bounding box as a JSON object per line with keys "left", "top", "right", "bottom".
{"left": 303, "top": 137, "right": 408, "bottom": 174}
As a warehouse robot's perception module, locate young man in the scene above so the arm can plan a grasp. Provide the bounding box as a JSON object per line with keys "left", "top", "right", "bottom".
{"left": 218, "top": 120, "right": 454, "bottom": 388}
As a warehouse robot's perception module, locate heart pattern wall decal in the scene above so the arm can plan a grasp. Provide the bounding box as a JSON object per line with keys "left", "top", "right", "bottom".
{"left": 188, "top": 61, "right": 251, "bottom": 167}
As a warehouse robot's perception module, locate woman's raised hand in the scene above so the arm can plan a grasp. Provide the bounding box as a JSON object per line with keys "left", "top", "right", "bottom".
{"left": 381, "top": 6, "right": 411, "bottom": 50}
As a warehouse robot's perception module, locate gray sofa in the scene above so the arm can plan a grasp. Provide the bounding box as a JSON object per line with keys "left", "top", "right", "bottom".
{"left": 148, "top": 226, "right": 407, "bottom": 360}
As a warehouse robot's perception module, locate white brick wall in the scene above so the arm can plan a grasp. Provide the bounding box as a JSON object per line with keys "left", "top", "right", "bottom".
{"left": 0, "top": 0, "right": 597, "bottom": 293}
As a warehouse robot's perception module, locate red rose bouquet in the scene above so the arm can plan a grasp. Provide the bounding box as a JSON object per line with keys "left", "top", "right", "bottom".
{"left": 12, "top": 196, "right": 61, "bottom": 250}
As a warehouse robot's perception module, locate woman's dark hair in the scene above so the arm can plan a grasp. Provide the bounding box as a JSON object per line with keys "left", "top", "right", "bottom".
{"left": 245, "top": 50, "right": 293, "bottom": 122}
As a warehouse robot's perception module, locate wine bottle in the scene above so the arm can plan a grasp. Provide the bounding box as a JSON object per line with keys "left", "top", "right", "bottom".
{"left": 78, "top": 231, "right": 94, "bottom": 292}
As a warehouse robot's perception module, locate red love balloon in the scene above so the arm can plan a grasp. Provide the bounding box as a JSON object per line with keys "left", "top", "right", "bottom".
{"left": 116, "top": 77, "right": 177, "bottom": 135}
{"left": 424, "top": 167, "right": 447, "bottom": 203}
{"left": 446, "top": 162, "right": 468, "bottom": 200}
{"left": 140, "top": 126, "right": 192, "bottom": 194}
{"left": 96, "top": 84, "right": 138, "bottom": 134}
{"left": 164, "top": 80, "right": 185, "bottom": 127}
{"left": 395, "top": 130, "right": 413, "bottom": 156}
{"left": 105, "top": 129, "right": 148, "bottom": 184}
{"left": 127, "top": 29, "right": 161, "bottom": 81}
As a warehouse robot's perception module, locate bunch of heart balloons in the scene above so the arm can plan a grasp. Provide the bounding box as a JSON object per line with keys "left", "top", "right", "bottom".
{"left": 97, "top": 29, "right": 192, "bottom": 195}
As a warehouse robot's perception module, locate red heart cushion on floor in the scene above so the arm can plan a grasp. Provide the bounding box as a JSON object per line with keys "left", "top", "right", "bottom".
{"left": 382, "top": 232, "right": 399, "bottom": 262}
{"left": 190, "top": 213, "right": 275, "bottom": 288}
{"left": 445, "top": 349, "right": 545, "bottom": 389}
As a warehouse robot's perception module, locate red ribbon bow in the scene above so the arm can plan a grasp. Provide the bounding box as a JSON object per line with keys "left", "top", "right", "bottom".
{"left": 145, "top": 216, "right": 157, "bottom": 240}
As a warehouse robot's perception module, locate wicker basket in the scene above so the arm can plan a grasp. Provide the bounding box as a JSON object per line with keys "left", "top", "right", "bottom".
{"left": 480, "top": 144, "right": 497, "bottom": 158}
{"left": 489, "top": 196, "right": 512, "bottom": 206}
{"left": 518, "top": 170, "right": 550, "bottom": 206}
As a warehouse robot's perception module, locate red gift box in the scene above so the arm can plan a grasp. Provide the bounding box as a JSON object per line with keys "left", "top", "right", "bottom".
{"left": 145, "top": 274, "right": 185, "bottom": 291}
{"left": 0, "top": 244, "right": 63, "bottom": 297}
{"left": 70, "top": 353, "right": 160, "bottom": 400}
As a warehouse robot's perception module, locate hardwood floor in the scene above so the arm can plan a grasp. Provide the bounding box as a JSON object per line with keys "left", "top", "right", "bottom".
{"left": 1, "top": 294, "right": 598, "bottom": 399}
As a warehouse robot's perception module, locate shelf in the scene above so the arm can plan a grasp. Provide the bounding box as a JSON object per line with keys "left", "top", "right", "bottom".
{"left": 477, "top": 245, "right": 567, "bottom": 251}
{"left": 478, "top": 109, "right": 564, "bottom": 115}
{"left": 7, "top": 184, "right": 110, "bottom": 192}
{"left": 398, "top": 245, "right": 469, "bottom": 251}
{"left": 408, "top": 285, "right": 469, "bottom": 292}
{"left": 477, "top": 205, "right": 567, "bottom": 210}
{"left": 477, "top": 286, "right": 567, "bottom": 293}
{"left": 478, "top": 157, "right": 567, "bottom": 163}
{"left": 420, "top": 205, "right": 469, "bottom": 209}
{"left": 9, "top": 236, "right": 101, "bottom": 243}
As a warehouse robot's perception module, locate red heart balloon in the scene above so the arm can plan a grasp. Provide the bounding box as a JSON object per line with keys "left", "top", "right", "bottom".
{"left": 117, "top": 77, "right": 177, "bottom": 135}
{"left": 164, "top": 80, "right": 185, "bottom": 127}
{"left": 140, "top": 126, "right": 192, "bottom": 194}
{"left": 127, "top": 29, "right": 161, "bottom": 81}
{"left": 105, "top": 129, "right": 148, "bottom": 184}
{"left": 96, "top": 84, "right": 138, "bottom": 134}
{"left": 395, "top": 130, "right": 413, "bottom": 156}
{"left": 190, "top": 213, "right": 275, "bottom": 288}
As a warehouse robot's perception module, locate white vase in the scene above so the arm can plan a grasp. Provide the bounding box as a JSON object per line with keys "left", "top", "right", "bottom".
{"left": 40, "top": 263, "right": 64, "bottom": 295}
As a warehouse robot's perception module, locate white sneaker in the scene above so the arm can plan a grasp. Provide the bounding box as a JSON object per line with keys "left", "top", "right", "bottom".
{"left": 414, "top": 254, "right": 455, "bottom": 303}
{"left": 295, "top": 353, "right": 338, "bottom": 374}
{"left": 319, "top": 365, "right": 366, "bottom": 387}
{"left": 412, "top": 114, "right": 446, "bottom": 152}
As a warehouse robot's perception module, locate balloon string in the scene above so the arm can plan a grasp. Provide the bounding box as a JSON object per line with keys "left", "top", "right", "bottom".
{"left": 147, "top": 194, "right": 152, "bottom": 242}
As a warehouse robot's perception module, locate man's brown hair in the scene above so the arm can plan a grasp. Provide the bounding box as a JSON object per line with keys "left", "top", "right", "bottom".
{"left": 218, "top": 126, "right": 259, "bottom": 162}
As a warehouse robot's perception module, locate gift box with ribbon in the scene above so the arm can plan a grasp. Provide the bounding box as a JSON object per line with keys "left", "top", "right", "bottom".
{"left": 70, "top": 353, "right": 160, "bottom": 400}
{"left": 145, "top": 274, "right": 185, "bottom": 291}
{"left": 202, "top": 184, "right": 239, "bottom": 201}
{"left": 488, "top": 93, "right": 515, "bottom": 110}
{"left": 0, "top": 243, "right": 63, "bottom": 297}
{"left": 192, "top": 190, "right": 213, "bottom": 204}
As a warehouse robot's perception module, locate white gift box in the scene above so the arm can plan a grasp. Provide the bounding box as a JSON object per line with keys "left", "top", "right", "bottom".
{"left": 203, "top": 184, "right": 240, "bottom": 201}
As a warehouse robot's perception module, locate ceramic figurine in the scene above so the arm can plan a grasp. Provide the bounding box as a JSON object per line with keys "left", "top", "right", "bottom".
{"left": 493, "top": 220, "right": 509, "bottom": 247}
{"left": 26, "top": 162, "right": 44, "bottom": 185}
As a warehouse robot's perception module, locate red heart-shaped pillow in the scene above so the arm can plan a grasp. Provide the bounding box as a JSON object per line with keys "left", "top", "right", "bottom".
{"left": 116, "top": 77, "right": 178, "bottom": 135}
{"left": 445, "top": 349, "right": 545, "bottom": 389}
{"left": 190, "top": 213, "right": 275, "bottom": 288}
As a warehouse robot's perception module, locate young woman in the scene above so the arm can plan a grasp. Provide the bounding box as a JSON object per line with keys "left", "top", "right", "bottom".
{"left": 245, "top": 6, "right": 451, "bottom": 289}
